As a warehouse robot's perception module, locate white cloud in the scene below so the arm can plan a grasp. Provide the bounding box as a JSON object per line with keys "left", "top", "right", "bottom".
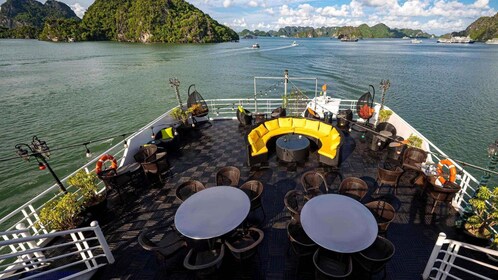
{"left": 228, "top": 17, "right": 248, "bottom": 28}
{"left": 223, "top": 0, "right": 232, "bottom": 8}
{"left": 70, "top": 3, "right": 87, "bottom": 19}
{"left": 264, "top": 8, "right": 275, "bottom": 15}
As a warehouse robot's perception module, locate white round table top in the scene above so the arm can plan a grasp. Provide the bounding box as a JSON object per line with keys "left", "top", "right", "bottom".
{"left": 301, "top": 194, "right": 378, "bottom": 253}
{"left": 174, "top": 186, "right": 250, "bottom": 240}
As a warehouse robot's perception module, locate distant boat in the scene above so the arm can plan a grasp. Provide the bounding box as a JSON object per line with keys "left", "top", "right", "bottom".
{"left": 291, "top": 41, "right": 298, "bottom": 46}
{"left": 437, "top": 36, "right": 475, "bottom": 44}
{"left": 252, "top": 43, "right": 260, "bottom": 49}
{"left": 411, "top": 39, "right": 422, "bottom": 44}
{"left": 340, "top": 37, "right": 358, "bottom": 42}
{"left": 485, "top": 38, "right": 498, "bottom": 45}
{"left": 402, "top": 36, "right": 410, "bottom": 40}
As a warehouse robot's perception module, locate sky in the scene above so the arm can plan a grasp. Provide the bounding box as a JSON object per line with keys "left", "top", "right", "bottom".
{"left": 3, "top": 0, "right": 498, "bottom": 35}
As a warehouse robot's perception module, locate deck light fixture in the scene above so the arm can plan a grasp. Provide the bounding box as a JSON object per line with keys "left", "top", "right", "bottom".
{"left": 150, "top": 127, "right": 155, "bottom": 139}
{"left": 85, "top": 144, "right": 92, "bottom": 158}
{"left": 15, "top": 136, "right": 67, "bottom": 193}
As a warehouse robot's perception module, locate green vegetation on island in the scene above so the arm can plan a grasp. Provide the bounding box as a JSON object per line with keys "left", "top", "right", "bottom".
{"left": 0, "top": 0, "right": 79, "bottom": 39}
{"left": 80, "top": 0, "right": 238, "bottom": 43}
{"left": 239, "top": 24, "right": 433, "bottom": 39}
{"left": 1, "top": 0, "right": 238, "bottom": 43}
{"left": 446, "top": 12, "right": 498, "bottom": 42}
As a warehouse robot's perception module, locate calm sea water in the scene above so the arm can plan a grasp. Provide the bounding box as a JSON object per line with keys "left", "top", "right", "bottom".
{"left": 0, "top": 38, "right": 497, "bottom": 217}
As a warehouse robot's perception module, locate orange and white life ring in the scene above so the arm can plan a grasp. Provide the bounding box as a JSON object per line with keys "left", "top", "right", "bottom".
{"left": 436, "top": 159, "right": 457, "bottom": 185}
{"left": 95, "top": 154, "right": 118, "bottom": 174}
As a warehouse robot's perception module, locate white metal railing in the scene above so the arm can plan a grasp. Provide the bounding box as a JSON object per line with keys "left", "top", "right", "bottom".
{"left": 422, "top": 232, "right": 498, "bottom": 280}
{"left": 0, "top": 221, "right": 114, "bottom": 280}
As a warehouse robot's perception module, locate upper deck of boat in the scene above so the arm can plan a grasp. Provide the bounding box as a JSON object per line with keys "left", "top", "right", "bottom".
{"left": 93, "top": 118, "right": 463, "bottom": 280}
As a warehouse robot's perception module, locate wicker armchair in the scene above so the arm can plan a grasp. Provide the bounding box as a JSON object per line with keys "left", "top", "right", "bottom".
{"left": 138, "top": 223, "right": 187, "bottom": 267}
{"left": 271, "top": 107, "right": 286, "bottom": 118}
{"left": 224, "top": 227, "right": 264, "bottom": 261}
{"left": 376, "top": 165, "right": 404, "bottom": 195}
{"left": 240, "top": 180, "right": 265, "bottom": 221}
{"left": 313, "top": 248, "right": 353, "bottom": 280}
{"left": 427, "top": 181, "right": 461, "bottom": 214}
{"left": 175, "top": 180, "right": 205, "bottom": 202}
{"left": 287, "top": 221, "right": 317, "bottom": 257}
{"left": 236, "top": 107, "right": 253, "bottom": 126}
{"left": 284, "top": 190, "right": 306, "bottom": 223}
{"left": 353, "top": 236, "right": 395, "bottom": 279}
{"left": 183, "top": 240, "right": 225, "bottom": 278}
{"left": 301, "top": 171, "right": 328, "bottom": 200}
{"left": 338, "top": 177, "right": 368, "bottom": 201}
{"left": 134, "top": 144, "right": 158, "bottom": 163}
{"left": 402, "top": 147, "right": 427, "bottom": 172}
{"left": 364, "top": 201, "right": 396, "bottom": 235}
{"left": 141, "top": 151, "right": 171, "bottom": 183}
{"left": 216, "top": 166, "right": 241, "bottom": 187}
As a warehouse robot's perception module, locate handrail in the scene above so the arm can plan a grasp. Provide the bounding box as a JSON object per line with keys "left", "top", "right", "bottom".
{"left": 422, "top": 232, "right": 498, "bottom": 280}
{"left": 0, "top": 221, "right": 113, "bottom": 279}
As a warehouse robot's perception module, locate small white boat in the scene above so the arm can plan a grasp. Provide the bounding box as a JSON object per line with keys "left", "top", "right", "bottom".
{"left": 411, "top": 39, "right": 422, "bottom": 44}
{"left": 291, "top": 41, "right": 298, "bottom": 46}
{"left": 402, "top": 36, "right": 410, "bottom": 40}
{"left": 252, "top": 43, "right": 260, "bottom": 49}
{"left": 485, "top": 38, "right": 498, "bottom": 45}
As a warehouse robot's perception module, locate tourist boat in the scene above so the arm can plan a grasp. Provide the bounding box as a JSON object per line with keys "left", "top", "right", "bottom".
{"left": 251, "top": 43, "right": 260, "bottom": 49}
{"left": 402, "top": 36, "right": 410, "bottom": 40}
{"left": 411, "top": 39, "right": 422, "bottom": 44}
{"left": 485, "top": 38, "right": 498, "bottom": 45}
{"left": 340, "top": 37, "right": 358, "bottom": 42}
{"left": 1, "top": 71, "right": 497, "bottom": 280}
{"left": 291, "top": 41, "right": 298, "bottom": 46}
{"left": 437, "top": 36, "right": 475, "bottom": 44}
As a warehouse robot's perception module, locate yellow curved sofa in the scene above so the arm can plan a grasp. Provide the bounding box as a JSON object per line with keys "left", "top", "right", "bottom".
{"left": 247, "top": 117, "right": 343, "bottom": 166}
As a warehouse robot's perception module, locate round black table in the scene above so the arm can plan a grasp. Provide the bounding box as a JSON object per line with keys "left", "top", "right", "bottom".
{"left": 276, "top": 134, "right": 310, "bottom": 163}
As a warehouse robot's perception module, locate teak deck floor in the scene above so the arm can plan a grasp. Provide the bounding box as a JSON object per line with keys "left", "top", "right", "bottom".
{"left": 93, "top": 119, "right": 465, "bottom": 280}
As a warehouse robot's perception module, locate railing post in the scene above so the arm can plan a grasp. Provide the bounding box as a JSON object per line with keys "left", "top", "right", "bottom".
{"left": 91, "top": 221, "right": 115, "bottom": 264}
{"left": 422, "top": 232, "right": 447, "bottom": 279}
{"left": 15, "top": 223, "right": 46, "bottom": 266}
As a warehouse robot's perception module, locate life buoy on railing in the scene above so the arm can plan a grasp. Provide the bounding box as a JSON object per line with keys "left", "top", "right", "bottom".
{"left": 95, "top": 154, "right": 118, "bottom": 174}
{"left": 436, "top": 159, "right": 457, "bottom": 185}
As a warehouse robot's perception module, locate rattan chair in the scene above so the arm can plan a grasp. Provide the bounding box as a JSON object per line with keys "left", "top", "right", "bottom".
{"left": 427, "top": 181, "right": 461, "bottom": 214}
{"left": 402, "top": 147, "right": 427, "bottom": 172}
{"left": 236, "top": 107, "right": 253, "bottom": 126}
{"left": 138, "top": 224, "right": 187, "bottom": 268}
{"left": 353, "top": 236, "right": 395, "bottom": 279}
{"left": 216, "top": 166, "right": 241, "bottom": 187}
{"left": 284, "top": 190, "right": 305, "bottom": 223}
{"left": 240, "top": 180, "right": 265, "bottom": 221}
{"left": 364, "top": 201, "right": 396, "bottom": 235}
{"left": 134, "top": 144, "right": 158, "bottom": 163}
{"left": 287, "top": 221, "right": 317, "bottom": 257}
{"left": 313, "top": 248, "right": 353, "bottom": 280}
{"left": 301, "top": 171, "right": 328, "bottom": 200}
{"left": 175, "top": 180, "right": 205, "bottom": 202}
{"left": 224, "top": 227, "right": 264, "bottom": 261}
{"left": 183, "top": 240, "right": 225, "bottom": 278}
{"left": 141, "top": 151, "right": 171, "bottom": 183}
{"left": 376, "top": 165, "right": 404, "bottom": 195}
{"left": 338, "top": 177, "right": 368, "bottom": 201}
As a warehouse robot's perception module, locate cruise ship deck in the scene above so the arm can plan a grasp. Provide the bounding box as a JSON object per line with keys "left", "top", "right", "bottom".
{"left": 91, "top": 119, "right": 470, "bottom": 280}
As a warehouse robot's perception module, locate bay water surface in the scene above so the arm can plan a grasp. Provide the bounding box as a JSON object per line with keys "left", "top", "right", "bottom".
{"left": 0, "top": 37, "right": 497, "bottom": 217}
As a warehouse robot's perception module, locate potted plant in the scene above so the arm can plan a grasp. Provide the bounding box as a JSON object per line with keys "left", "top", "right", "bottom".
{"left": 170, "top": 107, "right": 191, "bottom": 126}
{"left": 406, "top": 134, "right": 423, "bottom": 148}
{"left": 464, "top": 186, "right": 498, "bottom": 243}
{"left": 37, "top": 192, "right": 82, "bottom": 231}
{"left": 67, "top": 170, "right": 107, "bottom": 219}
{"left": 378, "top": 109, "right": 393, "bottom": 123}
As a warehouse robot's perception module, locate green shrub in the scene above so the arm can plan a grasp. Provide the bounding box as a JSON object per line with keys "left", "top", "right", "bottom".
{"left": 378, "top": 109, "right": 393, "bottom": 123}
{"left": 407, "top": 134, "right": 423, "bottom": 148}
{"left": 67, "top": 170, "right": 102, "bottom": 206}
{"left": 37, "top": 193, "right": 82, "bottom": 231}
{"left": 466, "top": 187, "right": 498, "bottom": 239}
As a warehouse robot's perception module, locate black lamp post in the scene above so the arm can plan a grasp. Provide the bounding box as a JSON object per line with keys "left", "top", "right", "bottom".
{"left": 478, "top": 139, "right": 498, "bottom": 188}
{"left": 15, "top": 136, "right": 67, "bottom": 193}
